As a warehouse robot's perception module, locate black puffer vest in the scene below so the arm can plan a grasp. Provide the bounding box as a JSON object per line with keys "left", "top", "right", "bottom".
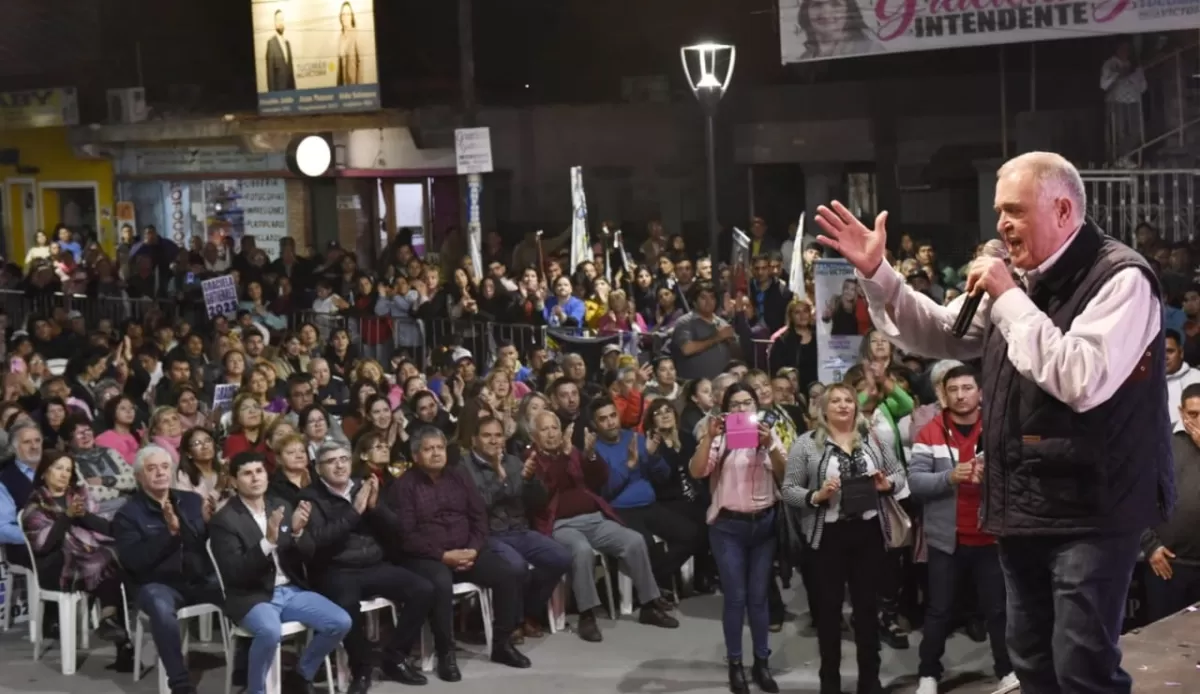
{"left": 979, "top": 221, "right": 1175, "bottom": 536}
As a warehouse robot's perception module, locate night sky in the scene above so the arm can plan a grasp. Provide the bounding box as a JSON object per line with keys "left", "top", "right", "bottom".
{"left": 0, "top": 0, "right": 1121, "bottom": 119}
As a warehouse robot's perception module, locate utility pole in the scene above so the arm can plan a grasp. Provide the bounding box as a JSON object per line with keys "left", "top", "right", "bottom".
{"left": 459, "top": 0, "right": 484, "bottom": 280}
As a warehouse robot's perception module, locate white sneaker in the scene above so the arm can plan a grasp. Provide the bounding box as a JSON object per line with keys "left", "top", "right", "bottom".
{"left": 916, "top": 676, "right": 939, "bottom": 694}
{"left": 992, "top": 672, "right": 1021, "bottom": 693}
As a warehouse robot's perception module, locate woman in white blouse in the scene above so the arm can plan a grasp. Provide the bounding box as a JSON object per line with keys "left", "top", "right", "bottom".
{"left": 781, "top": 383, "right": 906, "bottom": 694}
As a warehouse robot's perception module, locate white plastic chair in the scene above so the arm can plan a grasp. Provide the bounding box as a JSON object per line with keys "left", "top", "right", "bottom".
{"left": 418, "top": 582, "right": 492, "bottom": 672}
{"left": 549, "top": 549, "right": 616, "bottom": 633}
{"left": 121, "top": 583, "right": 227, "bottom": 694}
{"left": 618, "top": 536, "right": 687, "bottom": 616}
{"left": 205, "top": 541, "right": 334, "bottom": 694}
{"left": 19, "top": 511, "right": 91, "bottom": 675}
{"left": 0, "top": 544, "right": 32, "bottom": 633}
{"left": 334, "top": 597, "right": 397, "bottom": 692}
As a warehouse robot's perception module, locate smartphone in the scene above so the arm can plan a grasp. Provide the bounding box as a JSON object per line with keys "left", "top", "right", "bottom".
{"left": 8, "top": 356, "right": 26, "bottom": 374}
{"left": 186, "top": 272, "right": 196, "bottom": 284}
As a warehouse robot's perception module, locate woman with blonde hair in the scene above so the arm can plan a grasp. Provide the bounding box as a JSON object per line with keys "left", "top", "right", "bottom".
{"left": 506, "top": 392, "right": 550, "bottom": 457}
{"left": 261, "top": 416, "right": 297, "bottom": 472}
{"left": 483, "top": 368, "right": 520, "bottom": 422}
{"left": 267, "top": 432, "right": 311, "bottom": 506}
{"left": 781, "top": 382, "right": 907, "bottom": 694}
{"left": 354, "top": 358, "right": 403, "bottom": 409}
{"left": 768, "top": 299, "right": 818, "bottom": 387}
{"left": 148, "top": 406, "right": 184, "bottom": 464}
{"left": 596, "top": 288, "right": 648, "bottom": 337}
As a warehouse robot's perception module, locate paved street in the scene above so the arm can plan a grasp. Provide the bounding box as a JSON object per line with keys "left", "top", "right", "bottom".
{"left": 0, "top": 590, "right": 1007, "bottom": 694}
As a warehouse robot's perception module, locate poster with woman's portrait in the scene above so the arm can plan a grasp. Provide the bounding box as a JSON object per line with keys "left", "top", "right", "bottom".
{"left": 779, "top": 0, "right": 1198, "bottom": 65}
{"left": 814, "top": 259, "right": 867, "bottom": 383}
{"left": 251, "top": 0, "right": 380, "bottom": 114}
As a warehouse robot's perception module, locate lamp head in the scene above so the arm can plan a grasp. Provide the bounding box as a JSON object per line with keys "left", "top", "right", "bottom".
{"left": 681, "top": 43, "right": 736, "bottom": 106}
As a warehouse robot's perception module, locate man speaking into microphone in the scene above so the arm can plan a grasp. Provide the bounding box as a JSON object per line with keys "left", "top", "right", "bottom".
{"left": 814, "top": 151, "right": 1175, "bottom": 694}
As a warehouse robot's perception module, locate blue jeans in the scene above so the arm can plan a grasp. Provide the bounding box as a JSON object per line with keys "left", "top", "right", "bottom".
{"left": 239, "top": 585, "right": 352, "bottom": 694}
{"left": 1144, "top": 562, "right": 1200, "bottom": 623}
{"left": 136, "top": 582, "right": 224, "bottom": 691}
{"left": 998, "top": 532, "right": 1140, "bottom": 694}
{"left": 488, "top": 530, "right": 572, "bottom": 621}
{"left": 709, "top": 508, "right": 776, "bottom": 661}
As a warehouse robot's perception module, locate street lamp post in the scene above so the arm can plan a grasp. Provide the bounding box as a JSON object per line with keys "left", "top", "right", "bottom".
{"left": 681, "top": 43, "right": 735, "bottom": 264}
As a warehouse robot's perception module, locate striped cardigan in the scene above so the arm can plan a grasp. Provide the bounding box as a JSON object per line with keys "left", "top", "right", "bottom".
{"left": 780, "top": 430, "right": 907, "bottom": 550}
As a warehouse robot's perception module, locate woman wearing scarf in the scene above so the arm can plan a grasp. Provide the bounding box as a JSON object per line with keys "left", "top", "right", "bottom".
{"left": 23, "top": 451, "right": 133, "bottom": 669}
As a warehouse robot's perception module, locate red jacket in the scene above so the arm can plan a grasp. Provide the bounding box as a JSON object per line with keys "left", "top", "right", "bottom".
{"left": 529, "top": 447, "right": 622, "bottom": 536}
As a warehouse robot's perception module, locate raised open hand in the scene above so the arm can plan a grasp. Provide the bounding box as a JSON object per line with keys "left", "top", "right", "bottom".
{"left": 814, "top": 201, "right": 889, "bottom": 278}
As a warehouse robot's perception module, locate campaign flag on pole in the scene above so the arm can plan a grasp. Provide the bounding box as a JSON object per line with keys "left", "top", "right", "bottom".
{"left": 731, "top": 226, "right": 751, "bottom": 294}
{"left": 570, "top": 166, "right": 590, "bottom": 274}
{"left": 789, "top": 212, "right": 806, "bottom": 296}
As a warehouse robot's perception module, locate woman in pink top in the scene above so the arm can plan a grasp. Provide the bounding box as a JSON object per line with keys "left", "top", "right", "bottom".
{"left": 688, "top": 383, "right": 787, "bottom": 694}
{"left": 94, "top": 394, "right": 142, "bottom": 466}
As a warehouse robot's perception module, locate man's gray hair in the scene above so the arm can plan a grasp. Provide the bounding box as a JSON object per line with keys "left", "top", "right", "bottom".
{"left": 8, "top": 419, "right": 40, "bottom": 452}
{"left": 315, "top": 440, "right": 349, "bottom": 463}
{"left": 997, "top": 151, "right": 1087, "bottom": 224}
{"left": 409, "top": 425, "right": 447, "bottom": 459}
{"left": 133, "top": 444, "right": 175, "bottom": 477}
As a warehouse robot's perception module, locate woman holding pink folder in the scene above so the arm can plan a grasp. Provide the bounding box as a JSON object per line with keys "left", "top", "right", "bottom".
{"left": 689, "top": 383, "right": 788, "bottom": 694}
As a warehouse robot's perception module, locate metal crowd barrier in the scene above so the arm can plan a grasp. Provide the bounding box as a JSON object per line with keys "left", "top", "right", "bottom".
{"left": 6, "top": 288, "right": 781, "bottom": 376}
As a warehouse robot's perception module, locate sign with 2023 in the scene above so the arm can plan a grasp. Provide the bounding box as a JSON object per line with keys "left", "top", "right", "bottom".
{"left": 203, "top": 276, "right": 239, "bottom": 319}
{"left": 779, "top": 0, "right": 1200, "bottom": 63}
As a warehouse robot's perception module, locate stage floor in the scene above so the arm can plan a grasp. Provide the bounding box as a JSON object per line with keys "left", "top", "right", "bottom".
{"left": 949, "top": 606, "right": 1200, "bottom": 694}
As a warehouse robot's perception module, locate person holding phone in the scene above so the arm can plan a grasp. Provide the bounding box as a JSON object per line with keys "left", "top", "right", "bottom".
{"left": 689, "top": 384, "right": 787, "bottom": 694}
{"left": 781, "top": 383, "right": 907, "bottom": 694}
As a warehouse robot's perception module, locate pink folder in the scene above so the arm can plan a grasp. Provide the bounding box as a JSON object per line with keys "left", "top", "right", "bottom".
{"left": 725, "top": 413, "right": 759, "bottom": 450}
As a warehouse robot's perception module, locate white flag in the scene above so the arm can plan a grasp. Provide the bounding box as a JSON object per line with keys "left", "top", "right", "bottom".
{"left": 570, "top": 166, "right": 590, "bottom": 274}
{"left": 789, "top": 213, "right": 806, "bottom": 294}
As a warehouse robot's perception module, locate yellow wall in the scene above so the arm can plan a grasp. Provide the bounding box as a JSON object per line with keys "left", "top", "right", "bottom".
{"left": 0, "top": 127, "right": 115, "bottom": 263}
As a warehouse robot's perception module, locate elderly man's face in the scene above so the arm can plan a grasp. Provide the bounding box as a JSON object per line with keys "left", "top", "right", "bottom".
{"left": 994, "top": 166, "right": 1077, "bottom": 271}
{"left": 532, "top": 412, "right": 563, "bottom": 451}
{"left": 139, "top": 451, "right": 174, "bottom": 496}
{"left": 415, "top": 435, "right": 448, "bottom": 474}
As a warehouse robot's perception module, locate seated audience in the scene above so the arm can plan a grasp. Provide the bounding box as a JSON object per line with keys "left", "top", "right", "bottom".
{"left": 464, "top": 416, "right": 571, "bottom": 641}
{"left": 297, "top": 441, "right": 434, "bottom": 692}
{"left": 526, "top": 411, "right": 678, "bottom": 642}
{"left": 387, "top": 427, "right": 531, "bottom": 679}
{"left": 113, "top": 445, "right": 221, "bottom": 694}
{"left": 24, "top": 451, "right": 133, "bottom": 666}
{"left": 209, "top": 452, "right": 353, "bottom": 694}
{"left": 64, "top": 415, "right": 135, "bottom": 518}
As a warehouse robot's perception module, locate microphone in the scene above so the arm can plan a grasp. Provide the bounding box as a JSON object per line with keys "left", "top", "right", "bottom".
{"left": 951, "top": 239, "right": 1009, "bottom": 338}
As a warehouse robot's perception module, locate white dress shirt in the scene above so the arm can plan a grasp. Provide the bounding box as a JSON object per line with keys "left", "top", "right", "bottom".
{"left": 857, "top": 226, "right": 1161, "bottom": 414}
{"left": 251, "top": 505, "right": 290, "bottom": 588}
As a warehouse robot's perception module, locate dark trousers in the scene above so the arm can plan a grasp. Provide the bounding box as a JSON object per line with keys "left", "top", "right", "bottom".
{"left": 402, "top": 546, "right": 523, "bottom": 655}
{"left": 659, "top": 497, "right": 715, "bottom": 581}
{"left": 919, "top": 545, "right": 1011, "bottom": 680}
{"left": 998, "top": 532, "right": 1140, "bottom": 694}
{"left": 313, "top": 564, "right": 434, "bottom": 677}
{"left": 135, "top": 581, "right": 224, "bottom": 691}
{"left": 619, "top": 502, "right": 703, "bottom": 590}
{"left": 709, "top": 509, "right": 776, "bottom": 661}
{"left": 487, "top": 529, "right": 571, "bottom": 622}
{"left": 1144, "top": 561, "right": 1200, "bottom": 623}
{"left": 810, "top": 518, "right": 884, "bottom": 694}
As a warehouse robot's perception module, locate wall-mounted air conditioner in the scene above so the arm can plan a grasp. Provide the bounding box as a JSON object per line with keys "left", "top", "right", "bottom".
{"left": 106, "top": 88, "right": 147, "bottom": 124}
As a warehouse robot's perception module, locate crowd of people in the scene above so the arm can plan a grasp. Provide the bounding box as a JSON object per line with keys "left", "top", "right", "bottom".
{"left": 0, "top": 203, "right": 1194, "bottom": 694}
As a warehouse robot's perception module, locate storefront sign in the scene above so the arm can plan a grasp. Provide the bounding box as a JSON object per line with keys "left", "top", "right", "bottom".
{"left": 779, "top": 0, "right": 1200, "bottom": 63}
{"left": 0, "top": 87, "right": 79, "bottom": 129}
{"left": 121, "top": 146, "right": 285, "bottom": 177}
{"left": 239, "top": 178, "right": 289, "bottom": 258}
{"left": 252, "top": 0, "right": 382, "bottom": 114}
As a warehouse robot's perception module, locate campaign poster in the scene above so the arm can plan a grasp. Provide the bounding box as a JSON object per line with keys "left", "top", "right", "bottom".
{"left": 813, "top": 258, "right": 866, "bottom": 383}
{"left": 779, "top": 0, "right": 1200, "bottom": 64}
{"left": 251, "top": 0, "right": 381, "bottom": 114}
